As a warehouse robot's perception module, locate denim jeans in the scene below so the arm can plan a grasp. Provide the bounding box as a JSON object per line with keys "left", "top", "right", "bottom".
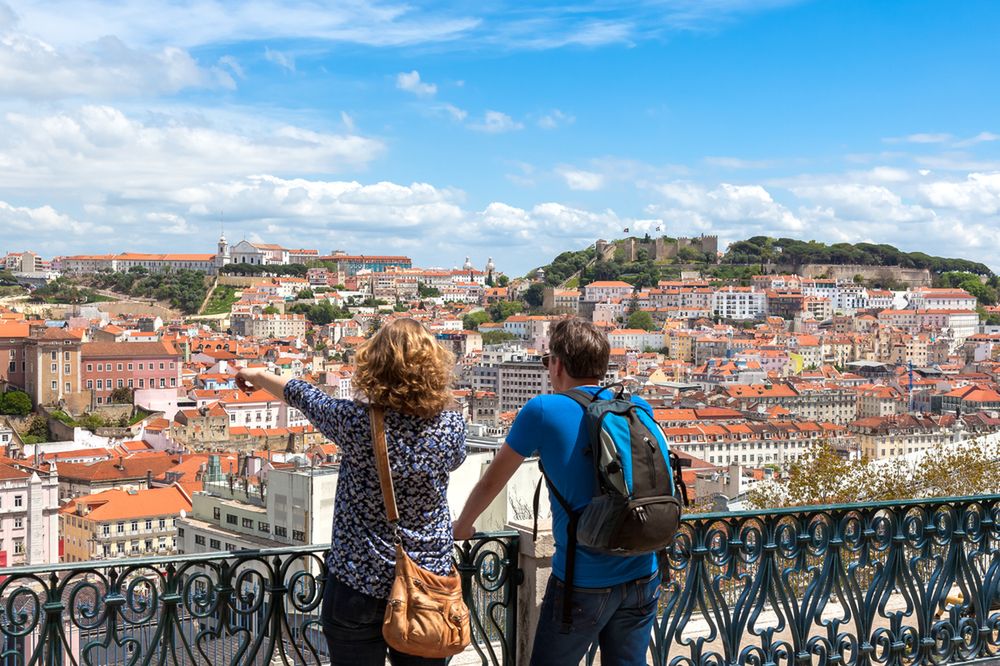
{"left": 322, "top": 575, "right": 446, "bottom": 666}
{"left": 530, "top": 572, "right": 660, "bottom": 666}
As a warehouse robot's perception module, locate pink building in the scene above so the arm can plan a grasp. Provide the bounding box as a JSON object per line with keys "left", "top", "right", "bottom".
{"left": 0, "top": 320, "right": 30, "bottom": 391}
{"left": 81, "top": 341, "right": 181, "bottom": 405}
{"left": 0, "top": 461, "right": 60, "bottom": 566}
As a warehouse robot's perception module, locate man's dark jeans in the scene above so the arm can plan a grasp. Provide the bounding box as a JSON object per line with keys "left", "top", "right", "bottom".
{"left": 322, "top": 575, "right": 445, "bottom": 666}
{"left": 530, "top": 572, "right": 660, "bottom": 666}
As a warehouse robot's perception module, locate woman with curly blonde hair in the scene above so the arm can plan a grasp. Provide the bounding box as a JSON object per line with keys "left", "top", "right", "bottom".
{"left": 236, "top": 318, "right": 466, "bottom": 666}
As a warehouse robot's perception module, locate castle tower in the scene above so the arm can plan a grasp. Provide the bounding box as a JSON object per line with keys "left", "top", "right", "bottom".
{"left": 485, "top": 257, "right": 496, "bottom": 283}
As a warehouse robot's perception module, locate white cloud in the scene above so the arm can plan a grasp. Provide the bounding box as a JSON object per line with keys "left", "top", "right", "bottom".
{"left": 791, "top": 183, "right": 934, "bottom": 223}
{"left": 396, "top": 70, "right": 437, "bottom": 96}
{"left": 557, "top": 167, "right": 605, "bottom": 191}
{"left": 264, "top": 46, "right": 295, "bottom": 72}
{"left": 538, "top": 109, "right": 574, "bottom": 129}
{"left": 886, "top": 132, "right": 953, "bottom": 144}
{"left": 918, "top": 172, "right": 1000, "bottom": 215}
{"left": 703, "top": 156, "right": 777, "bottom": 169}
{"left": 468, "top": 110, "right": 523, "bottom": 133}
{"left": 955, "top": 131, "right": 1000, "bottom": 147}
{"left": 0, "top": 200, "right": 112, "bottom": 237}
{"left": 0, "top": 29, "right": 233, "bottom": 99}
{"left": 0, "top": 105, "right": 384, "bottom": 192}
{"left": 653, "top": 181, "right": 804, "bottom": 230}
{"left": 437, "top": 103, "right": 468, "bottom": 122}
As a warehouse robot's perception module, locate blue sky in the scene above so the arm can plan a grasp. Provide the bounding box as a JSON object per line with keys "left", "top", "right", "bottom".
{"left": 0, "top": 0, "right": 998, "bottom": 274}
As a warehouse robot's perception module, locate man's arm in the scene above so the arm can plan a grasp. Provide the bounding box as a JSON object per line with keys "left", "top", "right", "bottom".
{"left": 453, "top": 443, "right": 525, "bottom": 540}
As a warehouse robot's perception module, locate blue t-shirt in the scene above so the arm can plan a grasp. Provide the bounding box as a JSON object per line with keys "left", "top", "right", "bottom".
{"left": 506, "top": 386, "right": 658, "bottom": 588}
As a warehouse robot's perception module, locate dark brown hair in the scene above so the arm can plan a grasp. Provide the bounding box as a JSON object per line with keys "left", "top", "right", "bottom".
{"left": 548, "top": 317, "right": 609, "bottom": 380}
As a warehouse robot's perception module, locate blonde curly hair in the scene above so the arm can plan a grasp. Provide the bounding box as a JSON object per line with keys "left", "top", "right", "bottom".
{"left": 352, "top": 318, "right": 456, "bottom": 418}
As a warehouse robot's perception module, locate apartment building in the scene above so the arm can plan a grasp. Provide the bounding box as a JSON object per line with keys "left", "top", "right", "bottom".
{"left": 24, "top": 327, "right": 83, "bottom": 408}
{"left": 60, "top": 485, "right": 191, "bottom": 562}
{"left": 82, "top": 341, "right": 181, "bottom": 404}
{"left": 0, "top": 462, "right": 59, "bottom": 566}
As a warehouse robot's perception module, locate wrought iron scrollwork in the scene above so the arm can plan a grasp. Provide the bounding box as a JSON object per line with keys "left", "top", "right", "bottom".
{"left": 0, "top": 533, "right": 521, "bottom": 665}
{"left": 649, "top": 495, "right": 1000, "bottom": 666}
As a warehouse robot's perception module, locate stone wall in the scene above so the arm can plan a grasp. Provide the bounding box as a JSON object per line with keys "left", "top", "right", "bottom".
{"left": 796, "top": 264, "right": 932, "bottom": 287}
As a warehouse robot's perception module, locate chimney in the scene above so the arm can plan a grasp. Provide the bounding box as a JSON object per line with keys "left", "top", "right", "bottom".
{"left": 146, "top": 469, "right": 153, "bottom": 488}
{"left": 117, "top": 456, "right": 124, "bottom": 471}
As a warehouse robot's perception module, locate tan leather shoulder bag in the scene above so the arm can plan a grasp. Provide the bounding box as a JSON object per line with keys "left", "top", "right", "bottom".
{"left": 369, "top": 406, "right": 472, "bottom": 658}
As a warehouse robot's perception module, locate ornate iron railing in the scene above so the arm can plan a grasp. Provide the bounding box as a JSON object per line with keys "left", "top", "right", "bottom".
{"left": 643, "top": 494, "right": 1000, "bottom": 666}
{"left": 0, "top": 531, "right": 520, "bottom": 666}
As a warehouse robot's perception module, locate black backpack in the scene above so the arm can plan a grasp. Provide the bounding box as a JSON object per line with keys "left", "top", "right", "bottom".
{"left": 532, "top": 384, "right": 689, "bottom": 631}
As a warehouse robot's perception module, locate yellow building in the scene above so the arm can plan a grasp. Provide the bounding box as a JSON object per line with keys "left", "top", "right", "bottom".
{"left": 59, "top": 485, "right": 192, "bottom": 562}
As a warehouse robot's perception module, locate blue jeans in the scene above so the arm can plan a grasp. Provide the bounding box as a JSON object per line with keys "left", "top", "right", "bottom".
{"left": 530, "top": 572, "right": 660, "bottom": 666}
{"left": 322, "top": 575, "right": 445, "bottom": 666}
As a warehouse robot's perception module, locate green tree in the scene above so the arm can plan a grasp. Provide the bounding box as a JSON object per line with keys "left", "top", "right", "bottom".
{"left": 627, "top": 310, "right": 656, "bottom": 331}
{"left": 26, "top": 415, "right": 50, "bottom": 442}
{"left": 296, "top": 288, "right": 314, "bottom": 300}
{"left": 488, "top": 300, "right": 524, "bottom": 322}
{"left": 524, "top": 283, "right": 546, "bottom": 308}
{"left": 417, "top": 283, "right": 441, "bottom": 297}
{"left": 0, "top": 390, "right": 32, "bottom": 416}
{"left": 262, "top": 305, "right": 280, "bottom": 315}
{"left": 496, "top": 275, "right": 510, "bottom": 287}
{"left": 463, "top": 311, "right": 491, "bottom": 331}
{"left": 482, "top": 330, "right": 518, "bottom": 345}
{"left": 108, "top": 387, "right": 134, "bottom": 405}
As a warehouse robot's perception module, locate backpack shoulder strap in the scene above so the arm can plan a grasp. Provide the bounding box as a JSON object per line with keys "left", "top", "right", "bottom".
{"left": 559, "top": 388, "right": 597, "bottom": 410}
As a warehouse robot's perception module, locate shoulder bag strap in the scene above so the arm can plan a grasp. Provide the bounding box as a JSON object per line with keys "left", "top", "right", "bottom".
{"left": 369, "top": 405, "right": 400, "bottom": 526}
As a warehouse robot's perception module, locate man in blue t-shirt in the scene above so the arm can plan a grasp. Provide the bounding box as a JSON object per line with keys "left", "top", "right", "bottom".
{"left": 454, "top": 318, "right": 659, "bottom": 666}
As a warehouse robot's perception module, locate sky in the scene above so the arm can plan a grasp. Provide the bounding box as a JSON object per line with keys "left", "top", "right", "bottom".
{"left": 1, "top": 0, "right": 999, "bottom": 275}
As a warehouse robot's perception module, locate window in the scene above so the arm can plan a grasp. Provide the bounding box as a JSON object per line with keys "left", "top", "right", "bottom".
{"left": 87, "top": 380, "right": 93, "bottom": 389}
{"left": 226, "top": 514, "right": 238, "bottom": 525}
{"left": 65, "top": 382, "right": 70, "bottom": 393}
{"left": 195, "top": 535, "right": 206, "bottom": 546}
{"left": 128, "top": 379, "right": 134, "bottom": 388}
{"left": 258, "top": 522, "right": 269, "bottom": 533}
{"left": 117, "top": 542, "right": 125, "bottom": 553}
{"left": 131, "top": 521, "right": 138, "bottom": 532}
{"left": 159, "top": 362, "right": 165, "bottom": 370}
{"left": 117, "top": 379, "right": 124, "bottom": 388}
{"left": 292, "top": 530, "right": 305, "bottom": 542}
{"left": 13, "top": 517, "right": 22, "bottom": 529}
{"left": 145, "top": 539, "right": 153, "bottom": 551}
{"left": 14, "top": 495, "right": 22, "bottom": 508}
{"left": 274, "top": 526, "right": 287, "bottom": 537}
{"left": 65, "top": 351, "right": 70, "bottom": 361}
{"left": 7, "top": 361, "right": 13, "bottom": 372}
{"left": 97, "top": 380, "right": 103, "bottom": 389}
{"left": 97, "top": 363, "right": 103, "bottom": 371}
{"left": 102, "top": 525, "right": 110, "bottom": 536}
{"left": 50, "top": 351, "right": 56, "bottom": 361}
{"left": 209, "top": 538, "right": 221, "bottom": 550}
{"left": 13, "top": 539, "right": 24, "bottom": 554}
{"left": 117, "top": 363, "right": 123, "bottom": 371}
{"left": 177, "top": 527, "right": 185, "bottom": 538}
{"left": 64, "top": 364, "right": 70, "bottom": 375}
{"left": 158, "top": 518, "right": 166, "bottom": 529}
{"left": 160, "top": 378, "right": 165, "bottom": 388}
{"left": 213, "top": 507, "right": 221, "bottom": 520}
{"left": 242, "top": 517, "right": 253, "bottom": 528}
{"left": 128, "top": 363, "right": 133, "bottom": 371}
{"left": 51, "top": 363, "right": 57, "bottom": 373}
{"left": 145, "top": 520, "right": 152, "bottom": 530}
{"left": 138, "top": 379, "right": 144, "bottom": 388}
{"left": 50, "top": 381, "right": 57, "bottom": 390}
{"left": 103, "top": 544, "right": 111, "bottom": 557}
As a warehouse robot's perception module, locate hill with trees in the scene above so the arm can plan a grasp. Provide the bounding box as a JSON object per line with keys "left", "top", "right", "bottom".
{"left": 533, "top": 235, "right": 995, "bottom": 291}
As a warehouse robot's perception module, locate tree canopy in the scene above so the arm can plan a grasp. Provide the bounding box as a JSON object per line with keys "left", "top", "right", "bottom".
{"left": 0, "top": 390, "right": 31, "bottom": 416}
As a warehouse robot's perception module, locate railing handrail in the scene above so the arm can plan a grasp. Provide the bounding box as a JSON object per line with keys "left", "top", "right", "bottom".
{"left": 0, "top": 529, "right": 522, "bottom": 577}
{"left": 685, "top": 491, "right": 1000, "bottom": 520}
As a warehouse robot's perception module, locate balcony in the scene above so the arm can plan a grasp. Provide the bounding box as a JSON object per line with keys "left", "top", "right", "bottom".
{"left": 2, "top": 496, "right": 999, "bottom": 665}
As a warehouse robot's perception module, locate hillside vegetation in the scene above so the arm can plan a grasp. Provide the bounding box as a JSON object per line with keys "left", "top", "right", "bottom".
{"left": 535, "top": 236, "right": 994, "bottom": 291}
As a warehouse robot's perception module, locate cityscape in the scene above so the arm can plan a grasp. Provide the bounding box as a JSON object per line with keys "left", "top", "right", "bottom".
{"left": 1, "top": 0, "right": 999, "bottom": 664}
